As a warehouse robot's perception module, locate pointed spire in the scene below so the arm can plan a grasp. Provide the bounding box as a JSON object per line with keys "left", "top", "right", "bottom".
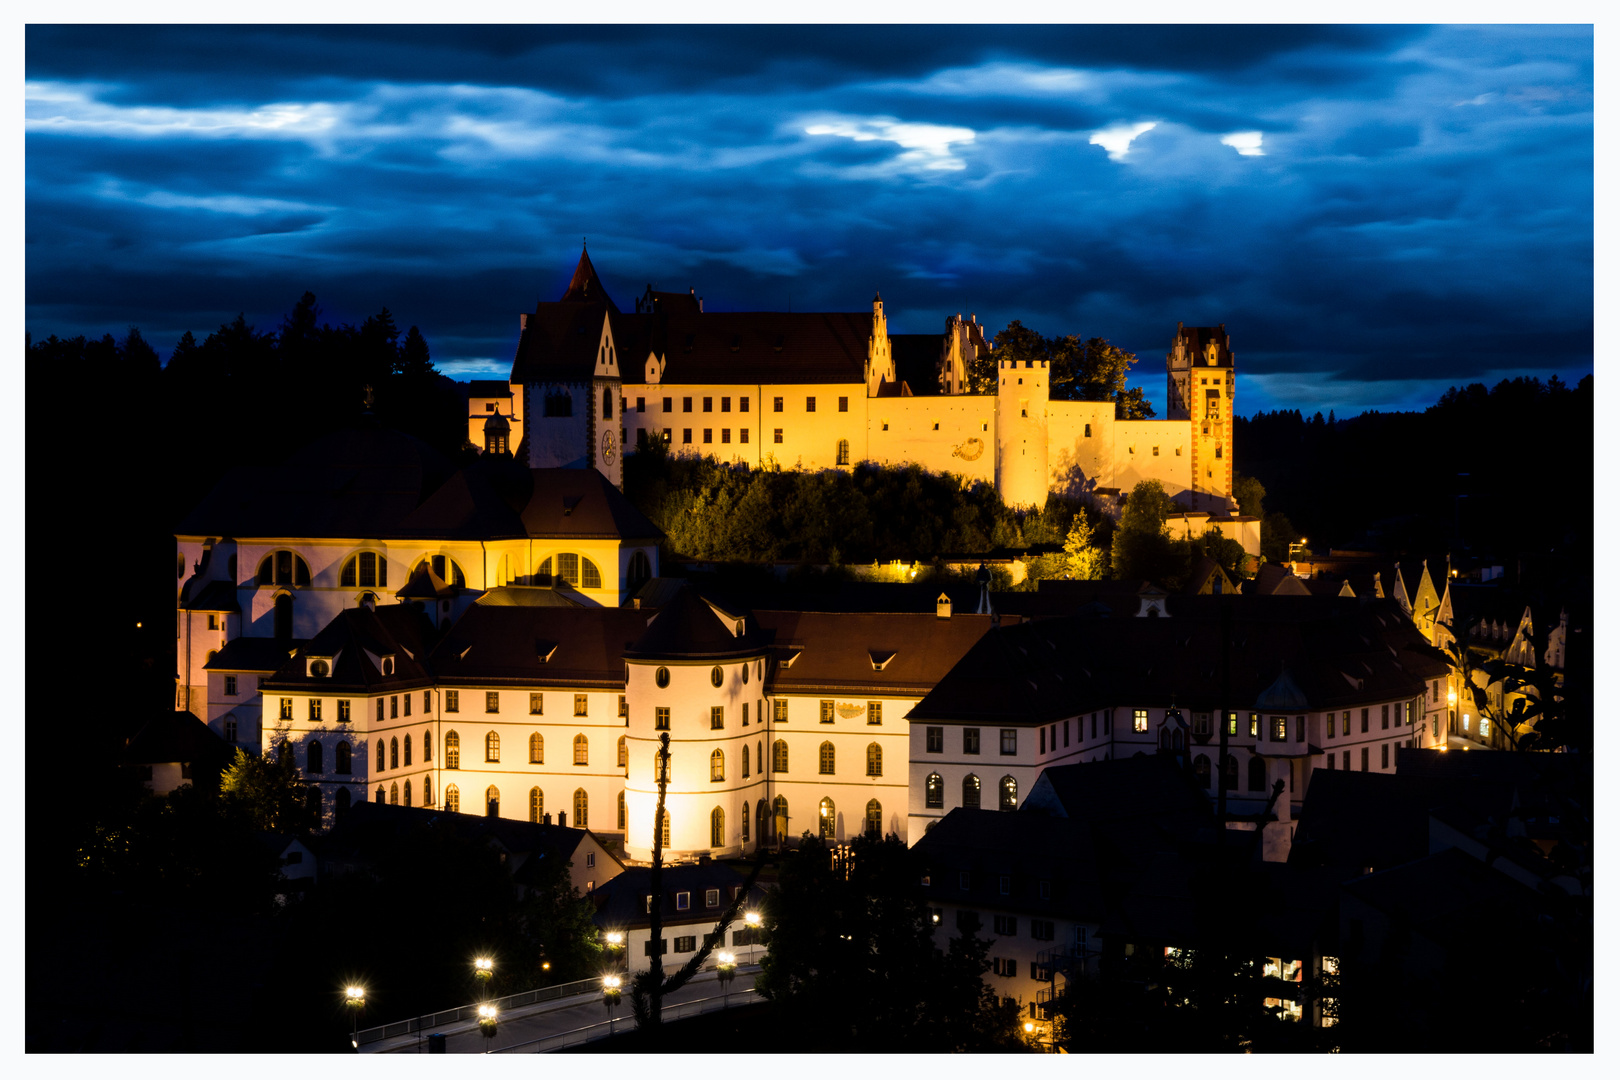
{"left": 559, "top": 242, "right": 618, "bottom": 311}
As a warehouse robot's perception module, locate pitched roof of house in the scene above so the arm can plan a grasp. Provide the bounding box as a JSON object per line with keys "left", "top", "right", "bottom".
{"left": 560, "top": 246, "right": 617, "bottom": 309}
{"left": 394, "top": 462, "right": 662, "bottom": 541}
{"left": 757, "top": 609, "right": 1000, "bottom": 697}
{"left": 908, "top": 596, "right": 1450, "bottom": 725}
{"left": 124, "top": 710, "right": 231, "bottom": 765}
{"left": 648, "top": 311, "right": 875, "bottom": 386}
{"left": 259, "top": 604, "right": 438, "bottom": 692}
{"left": 432, "top": 604, "right": 654, "bottom": 688}
{"left": 316, "top": 799, "right": 606, "bottom": 870}
{"left": 1288, "top": 768, "right": 1515, "bottom": 873}
{"left": 912, "top": 809, "right": 1109, "bottom": 922}
{"left": 206, "top": 636, "right": 303, "bottom": 673}
{"left": 1021, "top": 753, "right": 1213, "bottom": 830}
{"left": 589, "top": 863, "right": 767, "bottom": 929}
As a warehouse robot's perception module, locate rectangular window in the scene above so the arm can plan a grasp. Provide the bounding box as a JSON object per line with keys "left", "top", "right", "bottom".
{"left": 1084, "top": 423, "right": 1091, "bottom": 437}
{"left": 682, "top": 397, "right": 692, "bottom": 412}
{"left": 1152, "top": 446, "right": 1159, "bottom": 456}
{"left": 1361, "top": 708, "right": 1369, "bottom": 733}
{"left": 964, "top": 728, "right": 980, "bottom": 754}
{"left": 774, "top": 699, "right": 787, "bottom": 722}
{"left": 926, "top": 727, "right": 943, "bottom": 753}
{"left": 1382, "top": 704, "right": 1390, "bottom": 730}
{"left": 1031, "top": 919, "right": 1055, "bottom": 941}
{"left": 225, "top": 675, "right": 237, "bottom": 697}
{"left": 773, "top": 396, "right": 783, "bottom": 412}
{"left": 445, "top": 690, "right": 459, "bottom": 713}
{"left": 338, "top": 699, "right": 351, "bottom": 723}
{"left": 636, "top": 397, "right": 645, "bottom": 413}
{"left": 1041, "top": 727, "right": 1046, "bottom": 754}
{"left": 1382, "top": 743, "right": 1390, "bottom": 769}
{"left": 1327, "top": 753, "right": 1335, "bottom": 770}
{"left": 958, "top": 872, "right": 970, "bottom": 891}
{"left": 773, "top": 428, "right": 784, "bottom": 443}
{"left": 1039, "top": 880, "right": 1051, "bottom": 900}
{"left": 676, "top": 891, "right": 690, "bottom": 911}
{"left": 703, "top": 397, "right": 712, "bottom": 412}
{"left": 999, "top": 875, "right": 1010, "bottom": 895}
{"left": 1360, "top": 747, "right": 1369, "bottom": 772}
{"left": 575, "top": 694, "right": 589, "bottom": 717}
{"left": 376, "top": 698, "right": 385, "bottom": 723}
{"left": 820, "top": 700, "right": 835, "bottom": 724}
{"left": 485, "top": 691, "right": 499, "bottom": 714}
{"left": 740, "top": 397, "right": 750, "bottom": 412}
{"left": 403, "top": 692, "right": 411, "bottom": 717}
{"left": 703, "top": 429, "right": 712, "bottom": 444}
{"left": 721, "top": 429, "right": 730, "bottom": 444}
{"left": 530, "top": 693, "right": 543, "bottom": 715}
{"left": 663, "top": 397, "right": 672, "bottom": 412}
{"left": 1296, "top": 716, "right": 1305, "bottom": 743}
{"left": 868, "top": 702, "right": 882, "bottom": 725}
{"left": 1000, "top": 729, "right": 1017, "bottom": 755}
{"left": 1327, "top": 713, "right": 1335, "bottom": 738}
{"left": 1272, "top": 716, "right": 1287, "bottom": 742}
{"left": 280, "top": 697, "right": 294, "bottom": 720}
{"left": 706, "top": 888, "right": 720, "bottom": 908}
{"left": 655, "top": 707, "right": 670, "bottom": 730}
{"left": 720, "top": 397, "right": 730, "bottom": 413}
{"left": 682, "top": 429, "right": 692, "bottom": 444}
{"left": 308, "top": 698, "right": 322, "bottom": 721}
{"left": 1226, "top": 712, "right": 1238, "bottom": 736}
{"left": 1064, "top": 720, "right": 1070, "bottom": 746}
{"left": 711, "top": 706, "right": 724, "bottom": 730}
{"left": 208, "top": 613, "right": 218, "bottom": 630}
{"left": 740, "top": 429, "right": 750, "bottom": 444}
{"left": 806, "top": 396, "right": 816, "bottom": 412}
{"left": 620, "top": 695, "right": 629, "bottom": 718}
{"left": 644, "top": 938, "right": 667, "bottom": 956}
{"left": 1092, "top": 715, "right": 1098, "bottom": 739}
{"left": 391, "top": 695, "right": 399, "bottom": 719}
{"left": 993, "top": 914, "right": 1017, "bottom": 935}
{"left": 838, "top": 396, "right": 848, "bottom": 412}
{"left": 1133, "top": 709, "right": 1148, "bottom": 733}
{"left": 1343, "top": 750, "right": 1351, "bottom": 770}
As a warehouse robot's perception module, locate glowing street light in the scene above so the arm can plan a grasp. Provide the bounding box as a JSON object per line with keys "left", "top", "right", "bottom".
{"left": 602, "top": 974, "right": 623, "bottom": 1037}
{"left": 742, "top": 910, "right": 763, "bottom": 964}
{"left": 473, "top": 956, "right": 493, "bottom": 985}
{"left": 477, "top": 1003, "right": 499, "bottom": 1040}
{"left": 716, "top": 951, "right": 737, "bottom": 1008}
{"left": 344, "top": 985, "right": 365, "bottom": 1050}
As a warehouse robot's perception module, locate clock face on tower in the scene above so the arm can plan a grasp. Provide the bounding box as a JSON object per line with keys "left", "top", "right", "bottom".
{"left": 601, "top": 429, "right": 616, "bottom": 465}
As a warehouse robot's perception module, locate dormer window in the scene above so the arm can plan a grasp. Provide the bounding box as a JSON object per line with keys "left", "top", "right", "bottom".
{"left": 308, "top": 658, "right": 331, "bottom": 678}
{"left": 380, "top": 655, "right": 396, "bottom": 676}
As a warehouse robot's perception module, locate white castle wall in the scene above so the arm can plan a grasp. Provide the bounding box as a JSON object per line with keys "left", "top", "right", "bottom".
{"left": 864, "top": 396, "right": 997, "bottom": 485}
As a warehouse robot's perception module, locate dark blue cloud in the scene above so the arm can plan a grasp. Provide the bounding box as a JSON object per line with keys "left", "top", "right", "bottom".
{"left": 24, "top": 24, "right": 1591, "bottom": 415}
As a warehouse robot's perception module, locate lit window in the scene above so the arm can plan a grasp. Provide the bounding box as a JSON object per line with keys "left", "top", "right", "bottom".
{"left": 866, "top": 743, "right": 882, "bottom": 777}
{"left": 530, "top": 732, "right": 544, "bottom": 764}
{"left": 819, "top": 741, "right": 835, "bottom": 775}
{"left": 1133, "top": 710, "right": 1148, "bottom": 733}
{"left": 925, "top": 772, "right": 944, "bottom": 808}
{"left": 530, "top": 693, "right": 543, "bottom": 715}
{"left": 445, "top": 731, "right": 460, "bottom": 769}
{"left": 573, "top": 734, "right": 589, "bottom": 765}
{"left": 711, "top": 749, "right": 725, "bottom": 781}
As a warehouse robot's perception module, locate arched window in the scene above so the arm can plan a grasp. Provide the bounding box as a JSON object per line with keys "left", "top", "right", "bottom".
{"left": 773, "top": 740, "right": 788, "bottom": 773}
{"left": 742, "top": 804, "right": 750, "bottom": 844}
{"left": 1248, "top": 756, "right": 1268, "bottom": 793}
{"left": 627, "top": 550, "right": 652, "bottom": 592}
{"left": 445, "top": 784, "right": 460, "bottom": 813}
{"left": 1160, "top": 728, "right": 1172, "bottom": 750}
{"left": 660, "top": 808, "right": 670, "bottom": 847}
{"left": 390, "top": 737, "right": 399, "bottom": 769}
{"left": 389, "top": 782, "right": 398, "bottom": 805}
{"left": 403, "top": 779, "right": 412, "bottom": 807}
{"left": 711, "top": 749, "right": 725, "bottom": 781}
{"left": 711, "top": 806, "right": 725, "bottom": 848}
{"left": 423, "top": 776, "right": 433, "bottom": 806}
{"left": 486, "top": 785, "right": 500, "bottom": 817}
{"left": 603, "top": 387, "right": 613, "bottom": 419}
{"left": 818, "top": 797, "right": 836, "bottom": 840}
{"left": 999, "top": 775, "right": 1017, "bottom": 811}
{"left": 307, "top": 785, "right": 322, "bottom": 819}
{"left": 424, "top": 730, "right": 432, "bottom": 763}
{"left": 339, "top": 551, "right": 388, "bottom": 589}
{"left": 1194, "top": 754, "right": 1211, "bottom": 789}
{"left": 819, "top": 741, "right": 835, "bottom": 775}
{"left": 617, "top": 790, "right": 626, "bottom": 829}
{"left": 530, "top": 732, "right": 545, "bottom": 764}
{"left": 772, "top": 796, "right": 788, "bottom": 839}
{"left": 307, "top": 740, "right": 323, "bottom": 774}
{"left": 617, "top": 735, "right": 627, "bottom": 767}
{"left": 223, "top": 714, "right": 238, "bottom": 745}
{"left": 530, "top": 787, "right": 543, "bottom": 822}
{"left": 445, "top": 731, "right": 460, "bottom": 770}
{"left": 403, "top": 734, "right": 412, "bottom": 767}
{"left": 573, "top": 788, "right": 588, "bottom": 829}
{"left": 538, "top": 553, "right": 603, "bottom": 589}
{"left": 836, "top": 439, "right": 850, "bottom": 466}
{"left": 376, "top": 786, "right": 385, "bottom": 804}
{"left": 573, "top": 734, "right": 589, "bottom": 765}
{"left": 273, "top": 593, "right": 294, "bottom": 641}
{"left": 257, "top": 550, "right": 310, "bottom": 586}
{"left": 963, "top": 774, "right": 981, "bottom": 810}
{"left": 865, "top": 800, "right": 882, "bottom": 837}
{"left": 377, "top": 740, "right": 386, "bottom": 772}
{"left": 413, "top": 555, "right": 466, "bottom": 588}
{"left": 925, "top": 772, "right": 944, "bottom": 809}
{"left": 741, "top": 744, "right": 750, "bottom": 779}
{"left": 1221, "top": 754, "right": 1237, "bottom": 791}
{"left": 335, "top": 740, "right": 351, "bottom": 774}
{"left": 485, "top": 731, "right": 500, "bottom": 763}
{"left": 1173, "top": 729, "right": 1184, "bottom": 751}
{"left": 335, "top": 787, "right": 351, "bottom": 814}
{"left": 866, "top": 743, "right": 882, "bottom": 778}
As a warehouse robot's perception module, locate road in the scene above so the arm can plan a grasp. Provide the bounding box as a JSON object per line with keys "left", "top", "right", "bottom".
{"left": 364, "top": 966, "right": 761, "bottom": 1054}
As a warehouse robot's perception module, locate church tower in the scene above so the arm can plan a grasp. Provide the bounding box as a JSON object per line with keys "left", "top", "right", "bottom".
{"left": 866, "top": 292, "right": 895, "bottom": 395}
{"left": 1166, "top": 324, "right": 1235, "bottom": 512}
{"left": 995, "top": 355, "right": 1050, "bottom": 509}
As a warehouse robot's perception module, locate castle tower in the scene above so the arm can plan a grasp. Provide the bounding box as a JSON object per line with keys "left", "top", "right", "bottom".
{"left": 866, "top": 291, "right": 895, "bottom": 395}
{"left": 995, "top": 355, "right": 1050, "bottom": 509}
{"left": 1166, "top": 323, "right": 1235, "bottom": 512}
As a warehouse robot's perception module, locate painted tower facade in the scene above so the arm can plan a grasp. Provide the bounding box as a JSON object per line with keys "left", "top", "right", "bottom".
{"left": 1165, "top": 323, "right": 1235, "bottom": 513}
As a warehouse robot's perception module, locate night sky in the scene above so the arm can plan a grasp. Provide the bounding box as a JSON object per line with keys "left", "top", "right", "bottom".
{"left": 24, "top": 23, "right": 1593, "bottom": 416}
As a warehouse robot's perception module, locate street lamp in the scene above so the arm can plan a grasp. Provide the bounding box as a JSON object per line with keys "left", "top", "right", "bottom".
{"left": 473, "top": 956, "right": 493, "bottom": 987}
{"left": 602, "top": 974, "right": 622, "bottom": 1037}
{"left": 477, "top": 1003, "right": 499, "bottom": 1041}
{"left": 743, "top": 910, "right": 762, "bottom": 964}
{"left": 716, "top": 951, "right": 737, "bottom": 1008}
{"left": 344, "top": 985, "right": 365, "bottom": 1050}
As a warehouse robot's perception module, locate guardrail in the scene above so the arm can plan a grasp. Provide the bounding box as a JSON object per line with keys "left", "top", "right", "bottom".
{"left": 356, "top": 978, "right": 600, "bottom": 1046}
{"left": 489, "top": 988, "right": 759, "bottom": 1054}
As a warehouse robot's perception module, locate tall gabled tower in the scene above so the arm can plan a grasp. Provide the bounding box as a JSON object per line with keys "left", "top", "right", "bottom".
{"left": 866, "top": 292, "right": 895, "bottom": 395}
{"left": 1166, "top": 323, "right": 1235, "bottom": 512}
